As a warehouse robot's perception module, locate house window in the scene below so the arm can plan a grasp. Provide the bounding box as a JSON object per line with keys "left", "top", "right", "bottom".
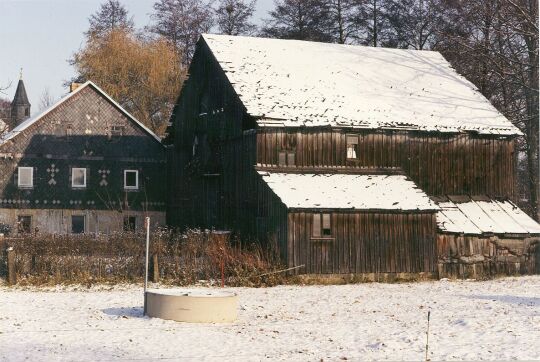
{"left": 72, "top": 168, "right": 87, "bottom": 188}
{"left": 123, "top": 216, "right": 136, "bottom": 232}
{"left": 17, "top": 215, "right": 32, "bottom": 234}
{"left": 17, "top": 167, "right": 33, "bottom": 188}
{"left": 312, "top": 213, "right": 332, "bottom": 238}
{"left": 110, "top": 125, "right": 124, "bottom": 137}
{"left": 347, "top": 135, "right": 358, "bottom": 159}
{"left": 278, "top": 151, "right": 296, "bottom": 166}
{"left": 71, "top": 215, "right": 85, "bottom": 234}
{"left": 25, "top": 108, "right": 29, "bottom": 117}
{"left": 124, "top": 170, "right": 139, "bottom": 190}
{"left": 66, "top": 124, "right": 73, "bottom": 139}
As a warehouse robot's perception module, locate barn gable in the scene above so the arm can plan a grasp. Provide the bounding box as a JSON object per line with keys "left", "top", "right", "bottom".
{"left": 202, "top": 34, "right": 521, "bottom": 135}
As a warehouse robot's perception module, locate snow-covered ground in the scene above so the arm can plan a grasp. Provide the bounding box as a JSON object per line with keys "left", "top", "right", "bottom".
{"left": 1, "top": 276, "right": 539, "bottom": 361}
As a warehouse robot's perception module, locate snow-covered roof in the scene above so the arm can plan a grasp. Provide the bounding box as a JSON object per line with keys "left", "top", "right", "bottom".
{"left": 203, "top": 34, "right": 521, "bottom": 136}
{"left": 437, "top": 199, "right": 540, "bottom": 235}
{"left": 0, "top": 81, "right": 162, "bottom": 146}
{"left": 258, "top": 172, "right": 438, "bottom": 211}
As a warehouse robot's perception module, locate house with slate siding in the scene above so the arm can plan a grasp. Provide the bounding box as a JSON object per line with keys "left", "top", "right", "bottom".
{"left": 0, "top": 81, "right": 166, "bottom": 234}
{"left": 168, "top": 34, "right": 540, "bottom": 278}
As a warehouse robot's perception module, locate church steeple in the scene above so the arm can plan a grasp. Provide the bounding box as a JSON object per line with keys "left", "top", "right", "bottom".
{"left": 10, "top": 69, "right": 31, "bottom": 129}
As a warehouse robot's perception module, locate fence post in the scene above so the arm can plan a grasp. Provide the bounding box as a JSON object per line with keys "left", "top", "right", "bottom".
{"left": 7, "top": 247, "right": 16, "bottom": 285}
{"left": 152, "top": 254, "right": 159, "bottom": 283}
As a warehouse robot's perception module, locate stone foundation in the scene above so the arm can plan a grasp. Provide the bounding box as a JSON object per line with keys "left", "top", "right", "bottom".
{"left": 0, "top": 208, "right": 166, "bottom": 234}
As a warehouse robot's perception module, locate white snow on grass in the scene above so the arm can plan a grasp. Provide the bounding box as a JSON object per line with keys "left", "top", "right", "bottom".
{"left": 1, "top": 276, "right": 540, "bottom": 361}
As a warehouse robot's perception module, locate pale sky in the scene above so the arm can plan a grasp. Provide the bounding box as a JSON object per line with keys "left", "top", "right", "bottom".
{"left": 0, "top": 0, "right": 273, "bottom": 115}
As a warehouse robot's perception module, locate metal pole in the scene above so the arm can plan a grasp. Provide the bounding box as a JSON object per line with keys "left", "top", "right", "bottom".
{"left": 143, "top": 216, "right": 150, "bottom": 316}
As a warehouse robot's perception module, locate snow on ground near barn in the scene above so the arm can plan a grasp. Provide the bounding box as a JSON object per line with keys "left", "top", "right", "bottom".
{"left": 1, "top": 277, "right": 540, "bottom": 361}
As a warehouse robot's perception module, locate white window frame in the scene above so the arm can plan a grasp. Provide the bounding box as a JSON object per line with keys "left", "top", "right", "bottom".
{"left": 124, "top": 170, "right": 139, "bottom": 190}
{"left": 18, "top": 167, "right": 34, "bottom": 188}
{"left": 71, "top": 168, "right": 87, "bottom": 188}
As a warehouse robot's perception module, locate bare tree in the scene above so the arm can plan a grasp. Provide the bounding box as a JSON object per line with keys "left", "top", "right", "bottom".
{"left": 384, "top": 0, "right": 443, "bottom": 50}
{"left": 326, "top": 0, "right": 363, "bottom": 44}
{"left": 215, "top": 0, "right": 257, "bottom": 35}
{"left": 356, "top": 0, "right": 392, "bottom": 47}
{"left": 261, "top": 0, "right": 332, "bottom": 41}
{"left": 38, "top": 87, "right": 56, "bottom": 112}
{"left": 86, "top": 0, "right": 134, "bottom": 39}
{"left": 435, "top": 0, "right": 539, "bottom": 219}
{"left": 148, "top": 0, "right": 214, "bottom": 64}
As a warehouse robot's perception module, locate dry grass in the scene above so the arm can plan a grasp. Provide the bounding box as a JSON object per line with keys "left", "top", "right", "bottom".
{"left": 0, "top": 229, "right": 285, "bottom": 287}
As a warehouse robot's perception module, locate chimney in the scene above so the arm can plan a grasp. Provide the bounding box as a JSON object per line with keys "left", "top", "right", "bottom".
{"left": 70, "top": 83, "right": 82, "bottom": 93}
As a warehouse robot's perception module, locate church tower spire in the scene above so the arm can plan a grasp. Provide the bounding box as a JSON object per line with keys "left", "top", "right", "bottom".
{"left": 10, "top": 69, "right": 31, "bottom": 129}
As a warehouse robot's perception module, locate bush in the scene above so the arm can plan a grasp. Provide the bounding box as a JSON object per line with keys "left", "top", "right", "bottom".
{"left": 0, "top": 229, "right": 285, "bottom": 286}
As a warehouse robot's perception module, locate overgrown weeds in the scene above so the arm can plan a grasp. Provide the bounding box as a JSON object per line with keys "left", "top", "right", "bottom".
{"left": 0, "top": 229, "right": 286, "bottom": 287}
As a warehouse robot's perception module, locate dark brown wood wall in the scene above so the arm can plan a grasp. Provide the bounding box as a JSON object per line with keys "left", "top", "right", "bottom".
{"left": 288, "top": 212, "right": 437, "bottom": 274}
{"left": 257, "top": 129, "right": 515, "bottom": 198}
{"left": 168, "top": 38, "right": 255, "bottom": 228}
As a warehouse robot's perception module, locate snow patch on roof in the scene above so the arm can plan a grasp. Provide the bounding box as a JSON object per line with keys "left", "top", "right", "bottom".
{"left": 437, "top": 199, "right": 540, "bottom": 235}
{"left": 259, "top": 172, "right": 438, "bottom": 211}
{"left": 203, "top": 34, "right": 521, "bottom": 135}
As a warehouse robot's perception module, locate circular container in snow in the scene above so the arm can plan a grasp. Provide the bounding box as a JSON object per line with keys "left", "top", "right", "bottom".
{"left": 145, "top": 289, "right": 238, "bottom": 323}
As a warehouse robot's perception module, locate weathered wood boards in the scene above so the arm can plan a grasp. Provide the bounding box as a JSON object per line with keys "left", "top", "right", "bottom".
{"left": 256, "top": 129, "right": 515, "bottom": 198}
{"left": 287, "top": 212, "right": 437, "bottom": 274}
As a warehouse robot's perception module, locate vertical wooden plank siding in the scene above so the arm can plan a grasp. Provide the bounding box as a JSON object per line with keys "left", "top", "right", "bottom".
{"left": 256, "top": 129, "right": 515, "bottom": 199}
{"left": 288, "top": 211, "right": 437, "bottom": 274}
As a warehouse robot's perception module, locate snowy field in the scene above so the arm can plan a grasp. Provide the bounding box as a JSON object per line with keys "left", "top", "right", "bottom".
{"left": 1, "top": 276, "right": 539, "bottom": 361}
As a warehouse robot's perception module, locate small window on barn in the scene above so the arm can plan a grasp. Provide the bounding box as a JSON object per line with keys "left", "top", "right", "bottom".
{"left": 287, "top": 152, "right": 296, "bottom": 166}
{"left": 322, "top": 213, "right": 331, "bottom": 236}
{"left": 312, "top": 213, "right": 332, "bottom": 238}
{"left": 72, "top": 168, "right": 87, "bottom": 188}
{"left": 71, "top": 215, "right": 85, "bottom": 234}
{"left": 347, "top": 135, "right": 358, "bottom": 159}
{"left": 278, "top": 151, "right": 287, "bottom": 166}
{"left": 312, "top": 214, "right": 321, "bottom": 238}
{"left": 17, "top": 167, "right": 33, "bottom": 188}
{"left": 124, "top": 170, "right": 139, "bottom": 190}
{"left": 278, "top": 151, "right": 296, "bottom": 167}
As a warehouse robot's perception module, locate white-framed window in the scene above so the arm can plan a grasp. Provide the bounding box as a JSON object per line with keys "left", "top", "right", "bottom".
{"left": 72, "top": 168, "right": 87, "bottom": 188}
{"left": 18, "top": 167, "right": 33, "bottom": 188}
{"left": 124, "top": 170, "right": 139, "bottom": 190}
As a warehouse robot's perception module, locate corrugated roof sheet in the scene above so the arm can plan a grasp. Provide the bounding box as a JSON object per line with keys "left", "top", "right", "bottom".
{"left": 437, "top": 199, "right": 540, "bottom": 235}
{"left": 258, "top": 172, "right": 439, "bottom": 211}
{"left": 203, "top": 34, "right": 521, "bottom": 136}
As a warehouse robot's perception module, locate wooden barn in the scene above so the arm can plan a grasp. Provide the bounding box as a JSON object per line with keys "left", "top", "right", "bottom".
{"left": 168, "top": 34, "right": 540, "bottom": 278}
